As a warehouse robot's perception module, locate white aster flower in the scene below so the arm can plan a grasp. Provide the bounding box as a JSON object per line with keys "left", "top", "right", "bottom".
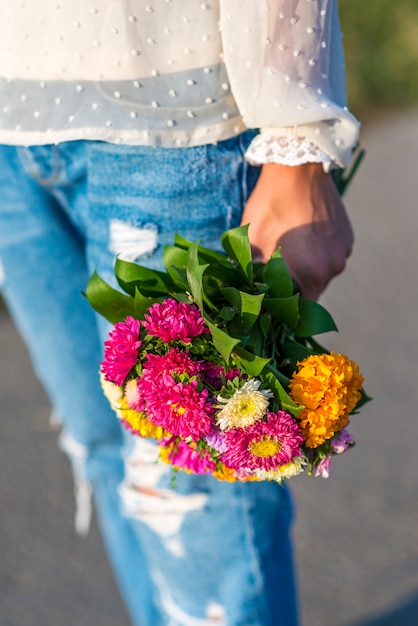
{"left": 255, "top": 455, "right": 306, "bottom": 483}
{"left": 100, "top": 372, "right": 124, "bottom": 416}
{"left": 216, "top": 379, "right": 272, "bottom": 431}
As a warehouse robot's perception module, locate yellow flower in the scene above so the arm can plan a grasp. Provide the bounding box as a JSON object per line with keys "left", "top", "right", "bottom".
{"left": 212, "top": 464, "right": 238, "bottom": 482}
{"left": 100, "top": 373, "right": 123, "bottom": 414}
{"left": 256, "top": 456, "right": 306, "bottom": 482}
{"left": 159, "top": 442, "right": 194, "bottom": 474}
{"left": 249, "top": 438, "right": 282, "bottom": 458}
{"left": 158, "top": 443, "right": 174, "bottom": 466}
{"left": 289, "top": 352, "right": 363, "bottom": 448}
{"left": 119, "top": 398, "right": 168, "bottom": 440}
{"left": 212, "top": 463, "right": 261, "bottom": 482}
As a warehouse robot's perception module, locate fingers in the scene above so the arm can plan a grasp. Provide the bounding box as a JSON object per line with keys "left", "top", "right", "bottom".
{"left": 279, "top": 226, "right": 352, "bottom": 301}
{"left": 241, "top": 162, "right": 355, "bottom": 301}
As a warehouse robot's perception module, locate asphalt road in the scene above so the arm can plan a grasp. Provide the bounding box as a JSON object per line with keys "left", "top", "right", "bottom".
{"left": 1, "top": 110, "right": 418, "bottom": 626}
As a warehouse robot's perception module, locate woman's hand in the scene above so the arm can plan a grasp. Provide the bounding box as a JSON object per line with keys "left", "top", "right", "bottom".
{"left": 241, "top": 162, "right": 354, "bottom": 301}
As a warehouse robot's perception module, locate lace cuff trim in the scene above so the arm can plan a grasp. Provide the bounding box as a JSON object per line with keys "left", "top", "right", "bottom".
{"left": 245, "top": 134, "right": 332, "bottom": 167}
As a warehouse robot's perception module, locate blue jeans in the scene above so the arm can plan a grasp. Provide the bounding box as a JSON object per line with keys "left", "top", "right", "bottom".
{"left": 0, "top": 136, "right": 298, "bottom": 626}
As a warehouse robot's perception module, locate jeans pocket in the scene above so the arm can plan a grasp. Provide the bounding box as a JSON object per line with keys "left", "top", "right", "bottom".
{"left": 84, "top": 138, "right": 255, "bottom": 276}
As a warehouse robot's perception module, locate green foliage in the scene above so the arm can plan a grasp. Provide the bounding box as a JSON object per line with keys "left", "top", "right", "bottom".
{"left": 86, "top": 271, "right": 135, "bottom": 323}
{"left": 86, "top": 227, "right": 346, "bottom": 417}
{"left": 340, "top": 1, "right": 418, "bottom": 115}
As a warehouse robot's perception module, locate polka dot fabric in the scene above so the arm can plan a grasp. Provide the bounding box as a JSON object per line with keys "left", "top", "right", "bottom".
{"left": 0, "top": 0, "right": 359, "bottom": 165}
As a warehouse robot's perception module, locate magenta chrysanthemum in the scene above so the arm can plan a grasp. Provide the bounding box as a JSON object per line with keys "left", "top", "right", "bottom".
{"left": 136, "top": 348, "right": 211, "bottom": 440}
{"left": 220, "top": 411, "right": 304, "bottom": 473}
{"left": 160, "top": 437, "right": 215, "bottom": 474}
{"left": 101, "top": 316, "right": 141, "bottom": 385}
{"left": 140, "top": 347, "right": 201, "bottom": 386}
{"left": 142, "top": 298, "right": 208, "bottom": 343}
{"left": 201, "top": 362, "right": 241, "bottom": 389}
{"left": 143, "top": 375, "right": 214, "bottom": 440}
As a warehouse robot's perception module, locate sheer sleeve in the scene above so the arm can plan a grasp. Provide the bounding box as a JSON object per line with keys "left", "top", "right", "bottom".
{"left": 219, "top": 0, "right": 360, "bottom": 167}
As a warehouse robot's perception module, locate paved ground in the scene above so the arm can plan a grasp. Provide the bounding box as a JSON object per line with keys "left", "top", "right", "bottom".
{"left": 1, "top": 110, "right": 418, "bottom": 626}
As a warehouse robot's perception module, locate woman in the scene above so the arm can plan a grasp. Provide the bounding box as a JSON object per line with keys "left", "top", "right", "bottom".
{"left": 0, "top": 2, "right": 358, "bottom": 624}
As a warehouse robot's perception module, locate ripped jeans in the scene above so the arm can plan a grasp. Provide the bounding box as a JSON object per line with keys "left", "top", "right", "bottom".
{"left": 0, "top": 136, "right": 298, "bottom": 626}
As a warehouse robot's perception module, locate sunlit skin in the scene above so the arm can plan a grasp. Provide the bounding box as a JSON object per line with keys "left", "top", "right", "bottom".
{"left": 242, "top": 162, "right": 354, "bottom": 301}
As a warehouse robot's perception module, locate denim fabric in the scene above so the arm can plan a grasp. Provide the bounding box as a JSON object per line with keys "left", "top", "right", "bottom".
{"left": 0, "top": 136, "right": 299, "bottom": 626}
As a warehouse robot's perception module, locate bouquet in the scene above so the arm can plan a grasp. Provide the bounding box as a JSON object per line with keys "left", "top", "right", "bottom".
{"left": 87, "top": 225, "right": 369, "bottom": 483}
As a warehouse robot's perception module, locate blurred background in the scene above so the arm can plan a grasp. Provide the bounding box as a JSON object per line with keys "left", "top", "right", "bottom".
{"left": 340, "top": 0, "right": 418, "bottom": 119}
{"left": 1, "top": 4, "right": 418, "bottom": 626}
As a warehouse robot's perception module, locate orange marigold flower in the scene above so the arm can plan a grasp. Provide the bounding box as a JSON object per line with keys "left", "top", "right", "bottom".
{"left": 212, "top": 464, "right": 238, "bottom": 482}
{"left": 240, "top": 474, "right": 262, "bottom": 482}
{"left": 211, "top": 464, "right": 261, "bottom": 482}
{"left": 289, "top": 352, "right": 363, "bottom": 448}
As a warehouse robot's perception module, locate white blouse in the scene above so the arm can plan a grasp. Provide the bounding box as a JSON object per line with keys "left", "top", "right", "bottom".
{"left": 0, "top": 0, "right": 359, "bottom": 166}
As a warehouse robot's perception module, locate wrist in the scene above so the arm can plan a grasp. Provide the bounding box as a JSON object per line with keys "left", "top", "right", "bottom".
{"left": 260, "top": 162, "right": 325, "bottom": 185}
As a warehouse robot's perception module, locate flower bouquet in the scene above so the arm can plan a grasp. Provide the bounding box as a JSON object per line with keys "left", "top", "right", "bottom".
{"left": 87, "top": 225, "right": 369, "bottom": 483}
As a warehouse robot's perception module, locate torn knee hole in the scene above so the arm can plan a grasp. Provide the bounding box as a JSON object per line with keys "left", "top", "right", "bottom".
{"left": 109, "top": 219, "right": 158, "bottom": 262}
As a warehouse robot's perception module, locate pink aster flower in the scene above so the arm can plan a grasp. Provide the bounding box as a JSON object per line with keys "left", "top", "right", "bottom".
{"left": 220, "top": 411, "right": 304, "bottom": 473}
{"left": 142, "top": 298, "right": 208, "bottom": 343}
{"left": 201, "top": 362, "right": 241, "bottom": 389}
{"left": 315, "top": 455, "right": 332, "bottom": 478}
{"left": 101, "top": 316, "right": 141, "bottom": 385}
{"left": 160, "top": 437, "right": 215, "bottom": 475}
{"left": 140, "top": 347, "right": 201, "bottom": 386}
{"left": 331, "top": 428, "right": 354, "bottom": 454}
{"left": 143, "top": 375, "right": 214, "bottom": 441}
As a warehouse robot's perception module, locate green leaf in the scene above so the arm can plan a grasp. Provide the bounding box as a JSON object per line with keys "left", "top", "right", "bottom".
{"left": 203, "top": 317, "right": 240, "bottom": 364}
{"left": 133, "top": 288, "right": 156, "bottom": 319}
{"left": 86, "top": 271, "right": 135, "bottom": 323}
{"left": 163, "top": 243, "right": 188, "bottom": 267}
{"left": 187, "top": 264, "right": 209, "bottom": 310}
{"left": 221, "top": 287, "right": 265, "bottom": 334}
{"left": 280, "top": 340, "right": 314, "bottom": 363}
{"left": 262, "top": 294, "right": 300, "bottom": 327}
{"left": 196, "top": 244, "right": 234, "bottom": 268}
{"left": 263, "top": 369, "right": 304, "bottom": 417}
{"left": 270, "top": 247, "right": 284, "bottom": 260}
{"left": 233, "top": 346, "right": 270, "bottom": 377}
{"left": 174, "top": 233, "right": 241, "bottom": 288}
{"left": 259, "top": 313, "right": 272, "bottom": 338}
{"left": 253, "top": 281, "right": 269, "bottom": 294}
{"left": 115, "top": 257, "right": 175, "bottom": 296}
{"left": 170, "top": 293, "right": 194, "bottom": 304}
{"left": 253, "top": 262, "right": 266, "bottom": 283}
{"left": 174, "top": 233, "right": 234, "bottom": 267}
{"left": 201, "top": 262, "right": 241, "bottom": 290}
{"left": 263, "top": 254, "right": 294, "bottom": 298}
{"left": 332, "top": 146, "right": 366, "bottom": 196}
{"left": 244, "top": 319, "right": 266, "bottom": 357}
{"left": 218, "top": 306, "right": 237, "bottom": 322}
{"left": 186, "top": 241, "right": 209, "bottom": 310}
{"left": 173, "top": 233, "right": 193, "bottom": 250}
{"left": 221, "top": 225, "right": 253, "bottom": 286}
{"left": 163, "top": 245, "right": 189, "bottom": 288}
{"left": 352, "top": 388, "right": 373, "bottom": 411}
{"left": 295, "top": 299, "right": 338, "bottom": 337}
{"left": 306, "top": 337, "right": 330, "bottom": 355}
{"left": 166, "top": 265, "right": 189, "bottom": 290}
